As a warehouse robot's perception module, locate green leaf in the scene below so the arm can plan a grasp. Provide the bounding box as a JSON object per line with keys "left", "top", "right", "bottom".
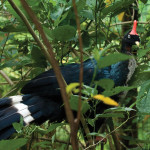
{"left": 57, "top": 45, "right": 70, "bottom": 58}
{"left": 93, "top": 43, "right": 114, "bottom": 62}
{"left": 80, "top": 10, "right": 94, "bottom": 20}
{"left": 0, "top": 59, "right": 20, "bottom": 70}
{"left": 47, "top": 123, "right": 66, "bottom": 133}
{"left": 130, "top": 65, "right": 150, "bottom": 86}
{"left": 87, "top": 118, "right": 95, "bottom": 127}
{"left": 3, "top": 80, "right": 26, "bottom": 97}
{"left": 0, "top": 56, "right": 32, "bottom": 70}
{"left": 13, "top": 122, "right": 23, "bottom": 133}
{"left": 31, "top": 46, "right": 47, "bottom": 68}
{"left": 0, "top": 35, "right": 14, "bottom": 47}
{"left": 51, "top": 6, "right": 65, "bottom": 20}
{"left": 82, "top": 85, "right": 98, "bottom": 96}
{"left": 76, "top": 0, "right": 86, "bottom": 12}
{"left": 35, "top": 127, "right": 47, "bottom": 135}
{"left": 88, "top": 132, "right": 105, "bottom": 137}
{"left": 50, "top": 25, "right": 76, "bottom": 41}
{"left": 0, "top": 25, "right": 27, "bottom": 32}
{"left": 96, "top": 79, "right": 114, "bottom": 90}
{"left": 43, "top": 27, "right": 53, "bottom": 41}
{"left": 86, "top": 0, "right": 96, "bottom": 8}
{"left": 137, "top": 48, "right": 150, "bottom": 58}
{"left": 54, "top": 11, "right": 69, "bottom": 27}
{"left": 104, "top": 107, "right": 135, "bottom": 113}
{"left": 13, "top": 117, "right": 24, "bottom": 133}
{"left": 102, "top": 0, "right": 135, "bottom": 18}
{"left": 0, "top": 138, "right": 27, "bottom": 150}
{"left": 26, "top": 0, "right": 41, "bottom": 7}
{"left": 140, "top": 0, "right": 148, "bottom": 4}
{"left": 95, "top": 113, "right": 125, "bottom": 118}
{"left": 35, "top": 123, "right": 67, "bottom": 136}
{"left": 49, "top": 0, "right": 57, "bottom": 6}
{"left": 136, "top": 80, "right": 150, "bottom": 113}
{"left": 70, "top": 95, "right": 90, "bottom": 113}
{"left": 102, "top": 86, "right": 136, "bottom": 97}
{"left": 97, "top": 53, "right": 131, "bottom": 69}
{"left": 82, "top": 31, "right": 91, "bottom": 48}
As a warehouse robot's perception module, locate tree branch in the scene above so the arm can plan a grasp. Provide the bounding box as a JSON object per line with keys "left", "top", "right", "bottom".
{"left": 0, "top": 70, "right": 14, "bottom": 86}
{"left": 72, "top": 0, "right": 83, "bottom": 128}
{"left": 8, "top": 0, "right": 78, "bottom": 149}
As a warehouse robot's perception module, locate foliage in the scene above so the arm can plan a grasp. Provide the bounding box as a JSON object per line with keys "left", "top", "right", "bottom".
{"left": 0, "top": 0, "right": 150, "bottom": 149}
{"left": 0, "top": 138, "right": 27, "bottom": 150}
{"left": 136, "top": 80, "right": 150, "bottom": 113}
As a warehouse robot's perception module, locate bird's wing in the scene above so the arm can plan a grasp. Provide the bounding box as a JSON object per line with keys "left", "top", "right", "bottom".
{"left": 21, "top": 58, "right": 114, "bottom": 96}
{"left": 21, "top": 59, "right": 94, "bottom": 96}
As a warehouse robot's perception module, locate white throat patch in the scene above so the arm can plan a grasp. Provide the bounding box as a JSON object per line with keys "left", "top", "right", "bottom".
{"left": 126, "top": 58, "right": 137, "bottom": 84}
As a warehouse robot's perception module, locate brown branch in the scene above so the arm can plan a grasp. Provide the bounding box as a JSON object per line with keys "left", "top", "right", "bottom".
{"left": 0, "top": 70, "right": 14, "bottom": 86}
{"left": 8, "top": 0, "right": 77, "bottom": 149}
{"left": 0, "top": 80, "right": 31, "bottom": 85}
{"left": 72, "top": 0, "right": 83, "bottom": 128}
{"left": 0, "top": 82, "right": 14, "bottom": 85}
{"left": 62, "top": 125, "right": 86, "bottom": 149}
{"left": 3, "top": 68, "right": 32, "bottom": 97}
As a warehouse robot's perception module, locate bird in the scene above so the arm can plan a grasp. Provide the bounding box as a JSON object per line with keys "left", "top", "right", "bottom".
{"left": 0, "top": 20, "right": 140, "bottom": 140}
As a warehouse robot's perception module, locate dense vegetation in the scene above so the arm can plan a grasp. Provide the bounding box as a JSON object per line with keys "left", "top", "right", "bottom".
{"left": 0, "top": 0, "right": 150, "bottom": 149}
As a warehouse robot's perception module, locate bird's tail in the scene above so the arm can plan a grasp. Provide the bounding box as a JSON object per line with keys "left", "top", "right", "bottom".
{"left": 0, "top": 94, "right": 64, "bottom": 140}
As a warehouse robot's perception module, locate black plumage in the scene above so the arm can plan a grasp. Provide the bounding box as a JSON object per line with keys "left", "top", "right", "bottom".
{"left": 0, "top": 21, "right": 140, "bottom": 140}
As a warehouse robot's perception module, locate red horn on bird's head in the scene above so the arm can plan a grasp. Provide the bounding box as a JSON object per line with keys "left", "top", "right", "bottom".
{"left": 129, "top": 20, "right": 138, "bottom": 35}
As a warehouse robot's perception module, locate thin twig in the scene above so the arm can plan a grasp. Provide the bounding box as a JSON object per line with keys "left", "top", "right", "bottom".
{"left": 84, "top": 115, "right": 136, "bottom": 150}
{"left": 3, "top": 67, "right": 32, "bottom": 98}
{"left": 0, "top": 70, "right": 14, "bottom": 85}
{"left": 86, "top": 20, "right": 93, "bottom": 31}
{"left": 95, "top": 0, "right": 98, "bottom": 45}
{"left": 72, "top": 0, "right": 83, "bottom": 128}
{"left": 0, "top": 82, "right": 16, "bottom": 85}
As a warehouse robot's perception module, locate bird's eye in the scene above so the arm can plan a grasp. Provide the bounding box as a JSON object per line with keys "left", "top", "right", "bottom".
{"left": 128, "top": 35, "right": 131, "bottom": 38}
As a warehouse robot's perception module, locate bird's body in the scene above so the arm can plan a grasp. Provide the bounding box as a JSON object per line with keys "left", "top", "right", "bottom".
{"left": 0, "top": 21, "right": 140, "bottom": 140}
{"left": 21, "top": 58, "right": 130, "bottom": 96}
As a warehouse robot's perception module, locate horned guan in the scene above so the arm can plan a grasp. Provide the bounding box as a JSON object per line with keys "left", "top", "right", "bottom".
{"left": 0, "top": 20, "right": 140, "bottom": 140}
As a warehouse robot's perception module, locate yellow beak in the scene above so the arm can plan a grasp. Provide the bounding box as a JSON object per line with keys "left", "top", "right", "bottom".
{"left": 135, "top": 41, "right": 140, "bottom": 47}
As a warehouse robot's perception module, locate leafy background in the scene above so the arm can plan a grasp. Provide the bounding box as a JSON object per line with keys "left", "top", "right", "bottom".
{"left": 0, "top": 0, "right": 150, "bottom": 149}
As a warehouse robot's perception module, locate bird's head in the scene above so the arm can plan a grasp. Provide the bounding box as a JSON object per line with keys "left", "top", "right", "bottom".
{"left": 122, "top": 20, "right": 140, "bottom": 55}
